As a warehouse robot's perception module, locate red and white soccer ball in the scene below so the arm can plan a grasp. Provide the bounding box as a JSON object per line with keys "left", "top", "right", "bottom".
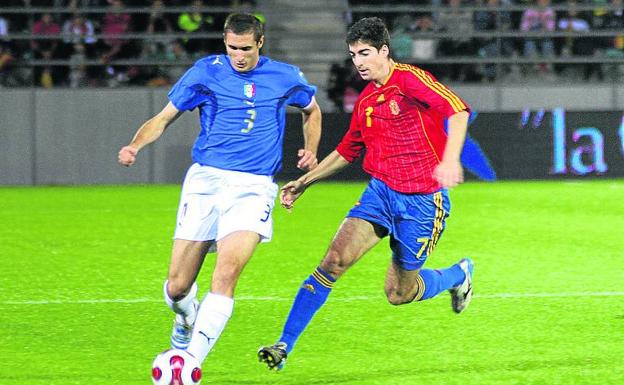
{"left": 151, "top": 349, "right": 202, "bottom": 385}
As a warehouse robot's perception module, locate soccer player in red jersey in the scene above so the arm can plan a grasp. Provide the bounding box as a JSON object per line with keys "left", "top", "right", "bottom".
{"left": 258, "top": 17, "right": 474, "bottom": 370}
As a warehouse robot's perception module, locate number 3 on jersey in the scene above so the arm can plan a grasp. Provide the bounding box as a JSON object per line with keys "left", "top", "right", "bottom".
{"left": 242, "top": 109, "right": 256, "bottom": 133}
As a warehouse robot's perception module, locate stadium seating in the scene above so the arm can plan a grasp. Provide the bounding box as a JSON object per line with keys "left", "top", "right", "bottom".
{"left": 0, "top": 0, "right": 622, "bottom": 96}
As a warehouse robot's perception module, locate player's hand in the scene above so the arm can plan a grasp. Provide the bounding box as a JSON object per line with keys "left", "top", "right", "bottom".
{"left": 118, "top": 145, "right": 138, "bottom": 167}
{"left": 296, "top": 149, "right": 318, "bottom": 171}
{"left": 433, "top": 160, "right": 464, "bottom": 189}
{"left": 280, "top": 180, "right": 306, "bottom": 211}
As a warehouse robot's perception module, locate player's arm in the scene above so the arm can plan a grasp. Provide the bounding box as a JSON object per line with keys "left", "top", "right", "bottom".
{"left": 118, "top": 102, "right": 183, "bottom": 166}
{"left": 282, "top": 100, "right": 364, "bottom": 210}
{"left": 281, "top": 150, "right": 350, "bottom": 210}
{"left": 433, "top": 110, "right": 469, "bottom": 188}
{"left": 297, "top": 97, "right": 322, "bottom": 171}
{"left": 402, "top": 67, "right": 470, "bottom": 188}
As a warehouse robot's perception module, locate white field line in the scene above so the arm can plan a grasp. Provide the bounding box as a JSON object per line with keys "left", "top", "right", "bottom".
{"left": 2, "top": 292, "right": 624, "bottom": 305}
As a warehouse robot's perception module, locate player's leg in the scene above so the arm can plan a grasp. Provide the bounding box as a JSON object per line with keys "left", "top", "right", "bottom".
{"left": 384, "top": 258, "right": 466, "bottom": 305}
{"left": 166, "top": 239, "right": 211, "bottom": 300}
{"left": 383, "top": 189, "right": 473, "bottom": 309}
{"left": 165, "top": 239, "right": 213, "bottom": 349}
{"left": 186, "top": 230, "right": 260, "bottom": 363}
{"left": 259, "top": 217, "right": 385, "bottom": 370}
{"left": 165, "top": 164, "right": 221, "bottom": 349}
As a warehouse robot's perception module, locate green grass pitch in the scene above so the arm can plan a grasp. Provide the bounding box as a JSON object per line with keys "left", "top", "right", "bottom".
{"left": 1, "top": 180, "right": 623, "bottom": 385}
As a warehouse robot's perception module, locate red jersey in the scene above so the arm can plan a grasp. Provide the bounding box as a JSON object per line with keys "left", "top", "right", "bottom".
{"left": 336, "top": 63, "right": 470, "bottom": 194}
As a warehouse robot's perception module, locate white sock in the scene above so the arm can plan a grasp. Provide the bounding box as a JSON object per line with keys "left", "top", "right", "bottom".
{"left": 163, "top": 280, "right": 198, "bottom": 324}
{"left": 187, "top": 292, "right": 234, "bottom": 363}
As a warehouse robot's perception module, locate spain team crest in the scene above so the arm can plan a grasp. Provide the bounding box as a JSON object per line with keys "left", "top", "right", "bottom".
{"left": 389, "top": 99, "right": 400, "bottom": 115}
{"left": 244, "top": 83, "right": 256, "bottom": 98}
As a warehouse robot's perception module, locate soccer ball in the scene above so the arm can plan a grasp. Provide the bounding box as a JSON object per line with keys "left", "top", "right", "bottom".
{"left": 151, "top": 349, "right": 202, "bottom": 385}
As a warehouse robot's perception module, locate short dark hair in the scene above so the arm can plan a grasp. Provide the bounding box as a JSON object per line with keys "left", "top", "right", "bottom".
{"left": 224, "top": 13, "right": 264, "bottom": 43}
{"left": 346, "top": 17, "right": 390, "bottom": 52}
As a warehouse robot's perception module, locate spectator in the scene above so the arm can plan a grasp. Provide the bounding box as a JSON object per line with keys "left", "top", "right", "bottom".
{"left": 98, "top": 0, "right": 133, "bottom": 85}
{"left": 1, "top": 16, "right": 16, "bottom": 87}
{"left": 557, "top": 0, "right": 598, "bottom": 80}
{"left": 138, "top": 37, "right": 193, "bottom": 87}
{"left": 99, "top": 0, "right": 132, "bottom": 62}
{"left": 61, "top": 12, "right": 97, "bottom": 66}
{"left": 390, "top": 15, "right": 414, "bottom": 60}
{"left": 437, "top": 0, "right": 480, "bottom": 81}
{"left": 31, "top": 12, "right": 62, "bottom": 87}
{"left": 327, "top": 58, "right": 351, "bottom": 111}
{"left": 1, "top": 11, "right": 30, "bottom": 86}
{"left": 139, "top": 40, "right": 169, "bottom": 86}
{"left": 590, "top": 0, "right": 622, "bottom": 33}
{"left": 165, "top": 39, "right": 191, "bottom": 81}
{"left": 0, "top": 15, "right": 8, "bottom": 42}
{"left": 520, "top": 0, "right": 556, "bottom": 78}
{"left": 326, "top": 57, "right": 367, "bottom": 113}
{"left": 474, "top": 0, "right": 516, "bottom": 82}
{"left": 177, "top": 0, "right": 218, "bottom": 55}
{"left": 594, "top": 0, "right": 624, "bottom": 79}
{"left": 63, "top": 13, "right": 97, "bottom": 47}
{"left": 0, "top": 43, "right": 16, "bottom": 87}
{"left": 142, "top": 0, "right": 176, "bottom": 84}
{"left": 3, "top": 0, "right": 31, "bottom": 36}
{"left": 68, "top": 42, "right": 89, "bottom": 87}
{"left": 147, "top": 0, "right": 174, "bottom": 43}
{"left": 411, "top": 14, "right": 440, "bottom": 77}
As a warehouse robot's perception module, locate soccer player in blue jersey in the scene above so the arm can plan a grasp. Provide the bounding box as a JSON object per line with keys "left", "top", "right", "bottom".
{"left": 117, "top": 13, "right": 321, "bottom": 365}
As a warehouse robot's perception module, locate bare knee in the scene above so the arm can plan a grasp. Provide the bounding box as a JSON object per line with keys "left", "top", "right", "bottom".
{"left": 166, "top": 278, "right": 193, "bottom": 301}
{"left": 385, "top": 288, "right": 415, "bottom": 306}
{"left": 319, "top": 248, "right": 350, "bottom": 278}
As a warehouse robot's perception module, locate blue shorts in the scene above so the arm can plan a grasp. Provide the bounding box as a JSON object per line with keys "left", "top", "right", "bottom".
{"left": 347, "top": 178, "right": 450, "bottom": 271}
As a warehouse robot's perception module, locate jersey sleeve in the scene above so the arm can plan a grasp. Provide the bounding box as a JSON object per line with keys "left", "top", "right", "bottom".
{"left": 167, "top": 64, "right": 210, "bottom": 111}
{"left": 335, "top": 109, "right": 365, "bottom": 162}
{"left": 284, "top": 67, "right": 317, "bottom": 108}
{"left": 402, "top": 67, "right": 470, "bottom": 118}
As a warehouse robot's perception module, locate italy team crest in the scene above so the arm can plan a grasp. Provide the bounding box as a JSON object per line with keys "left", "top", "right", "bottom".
{"left": 244, "top": 83, "right": 256, "bottom": 98}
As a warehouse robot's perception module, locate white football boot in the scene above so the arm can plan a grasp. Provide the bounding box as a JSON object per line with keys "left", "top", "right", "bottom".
{"left": 170, "top": 299, "right": 199, "bottom": 349}
{"left": 449, "top": 258, "right": 474, "bottom": 314}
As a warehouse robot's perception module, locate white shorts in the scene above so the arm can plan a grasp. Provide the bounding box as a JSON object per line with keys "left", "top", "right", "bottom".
{"left": 173, "top": 163, "right": 278, "bottom": 252}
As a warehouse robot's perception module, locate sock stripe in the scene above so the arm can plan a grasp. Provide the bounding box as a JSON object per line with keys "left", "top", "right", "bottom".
{"left": 312, "top": 269, "right": 334, "bottom": 289}
{"left": 413, "top": 273, "right": 426, "bottom": 301}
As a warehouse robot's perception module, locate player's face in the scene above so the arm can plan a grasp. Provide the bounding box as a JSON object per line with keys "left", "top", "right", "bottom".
{"left": 348, "top": 41, "right": 390, "bottom": 84}
{"left": 224, "top": 31, "right": 264, "bottom": 72}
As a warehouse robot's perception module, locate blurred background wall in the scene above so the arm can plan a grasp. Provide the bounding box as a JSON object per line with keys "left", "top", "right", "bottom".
{"left": 1, "top": 88, "right": 623, "bottom": 185}
{"left": 1, "top": 0, "right": 623, "bottom": 185}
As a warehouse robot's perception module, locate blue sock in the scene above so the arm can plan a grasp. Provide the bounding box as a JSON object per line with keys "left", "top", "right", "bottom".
{"left": 278, "top": 267, "right": 335, "bottom": 353}
{"left": 417, "top": 264, "right": 465, "bottom": 301}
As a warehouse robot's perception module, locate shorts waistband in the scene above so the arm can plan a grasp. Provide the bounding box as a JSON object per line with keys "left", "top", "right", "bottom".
{"left": 193, "top": 163, "right": 274, "bottom": 184}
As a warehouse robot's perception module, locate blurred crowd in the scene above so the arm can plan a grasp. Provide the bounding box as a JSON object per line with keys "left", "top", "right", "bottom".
{"left": 1, "top": 0, "right": 623, "bottom": 97}
{"left": 0, "top": 0, "right": 261, "bottom": 87}
{"left": 329, "top": 0, "right": 624, "bottom": 111}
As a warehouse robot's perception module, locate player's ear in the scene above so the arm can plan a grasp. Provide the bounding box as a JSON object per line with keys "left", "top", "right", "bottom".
{"left": 380, "top": 44, "right": 389, "bottom": 58}
{"left": 257, "top": 35, "right": 265, "bottom": 49}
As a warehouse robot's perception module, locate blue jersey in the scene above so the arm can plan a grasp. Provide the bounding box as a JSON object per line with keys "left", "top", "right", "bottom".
{"left": 168, "top": 55, "right": 316, "bottom": 176}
